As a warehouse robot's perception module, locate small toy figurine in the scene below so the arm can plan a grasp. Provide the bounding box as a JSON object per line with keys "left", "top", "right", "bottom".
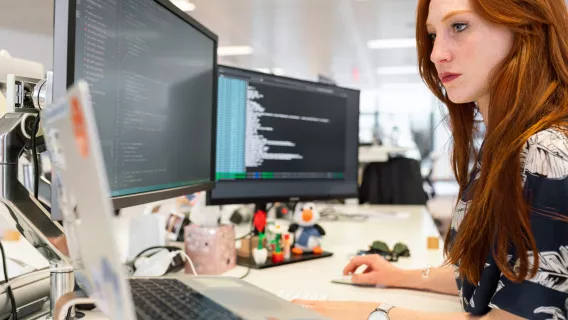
{"left": 253, "top": 209, "right": 267, "bottom": 235}
{"left": 268, "top": 224, "right": 286, "bottom": 263}
{"left": 283, "top": 234, "right": 291, "bottom": 260}
{"left": 271, "top": 233, "right": 284, "bottom": 263}
{"left": 288, "top": 202, "right": 325, "bottom": 255}
{"left": 252, "top": 233, "right": 268, "bottom": 265}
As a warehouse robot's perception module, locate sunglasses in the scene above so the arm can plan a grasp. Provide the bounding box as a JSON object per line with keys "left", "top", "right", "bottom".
{"left": 358, "top": 241, "right": 410, "bottom": 262}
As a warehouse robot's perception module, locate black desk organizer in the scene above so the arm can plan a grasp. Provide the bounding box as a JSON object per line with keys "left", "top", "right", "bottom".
{"left": 237, "top": 251, "right": 333, "bottom": 269}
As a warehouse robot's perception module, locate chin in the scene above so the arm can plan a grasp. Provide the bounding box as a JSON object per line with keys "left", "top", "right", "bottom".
{"left": 446, "top": 89, "right": 475, "bottom": 105}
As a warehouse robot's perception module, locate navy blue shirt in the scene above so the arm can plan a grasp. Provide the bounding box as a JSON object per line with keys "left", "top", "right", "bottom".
{"left": 450, "top": 128, "right": 568, "bottom": 319}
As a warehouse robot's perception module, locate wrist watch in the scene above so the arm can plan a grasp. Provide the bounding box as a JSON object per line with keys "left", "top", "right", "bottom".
{"left": 368, "top": 303, "right": 395, "bottom": 320}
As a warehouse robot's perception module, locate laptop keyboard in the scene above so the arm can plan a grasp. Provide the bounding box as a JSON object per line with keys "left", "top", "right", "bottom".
{"left": 130, "top": 278, "right": 243, "bottom": 320}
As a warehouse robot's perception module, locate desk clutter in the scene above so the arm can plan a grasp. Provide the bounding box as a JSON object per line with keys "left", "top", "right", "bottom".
{"left": 236, "top": 202, "right": 333, "bottom": 269}
{"left": 183, "top": 224, "right": 237, "bottom": 275}
{"left": 357, "top": 240, "right": 411, "bottom": 262}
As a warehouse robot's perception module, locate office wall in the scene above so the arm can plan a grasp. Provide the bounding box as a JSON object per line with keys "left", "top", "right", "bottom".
{"left": 0, "top": 0, "right": 54, "bottom": 70}
{"left": 0, "top": 29, "right": 53, "bottom": 70}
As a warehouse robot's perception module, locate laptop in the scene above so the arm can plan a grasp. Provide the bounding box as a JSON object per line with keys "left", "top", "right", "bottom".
{"left": 41, "top": 80, "right": 330, "bottom": 320}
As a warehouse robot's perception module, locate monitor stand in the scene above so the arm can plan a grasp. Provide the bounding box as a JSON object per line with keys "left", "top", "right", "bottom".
{"left": 237, "top": 202, "right": 333, "bottom": 269}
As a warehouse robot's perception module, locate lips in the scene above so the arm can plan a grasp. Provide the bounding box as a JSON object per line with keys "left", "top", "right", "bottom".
{"left": 439, "top": 72, "right": 461, "bottom": 84}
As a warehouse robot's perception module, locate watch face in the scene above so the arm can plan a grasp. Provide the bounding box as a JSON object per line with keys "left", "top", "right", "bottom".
{"left": 368, "top": 311, "right": 388, "bottom": 320}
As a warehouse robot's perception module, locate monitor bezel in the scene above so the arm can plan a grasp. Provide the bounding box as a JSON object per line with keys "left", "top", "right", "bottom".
{"left": 207, "top": 65, "right": 360, "bottom": 206}
{"left": 53, "top": 0, "right": 218, "bottom": 209}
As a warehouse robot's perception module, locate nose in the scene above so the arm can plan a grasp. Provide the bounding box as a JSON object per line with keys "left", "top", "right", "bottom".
{"left": 302, "top": 209, "right": 313, "bottom": 222}
{"left": 430, "top": 36, "right": 452, "bottom": 65}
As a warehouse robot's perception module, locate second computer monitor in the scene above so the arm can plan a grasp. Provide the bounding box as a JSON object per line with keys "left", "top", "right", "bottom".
{"left": 208, "top": 66, "right": 360, "bottom": 205}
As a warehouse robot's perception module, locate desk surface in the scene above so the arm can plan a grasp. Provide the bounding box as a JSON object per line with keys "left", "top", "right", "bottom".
{"left": 23, "top": 205, "right": 462, "bottom": 319}
{"left": 222, "top": 204, "right": 461, "bottom": 313}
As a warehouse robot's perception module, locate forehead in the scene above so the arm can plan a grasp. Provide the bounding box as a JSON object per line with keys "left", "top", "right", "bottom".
{"left": 427, "top": 0, "right": 471, "bottom": 24}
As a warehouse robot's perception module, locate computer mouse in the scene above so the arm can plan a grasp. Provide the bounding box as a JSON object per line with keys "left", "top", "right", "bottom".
{"left": 331, "top": 275, "right": 383, "bottom": 287}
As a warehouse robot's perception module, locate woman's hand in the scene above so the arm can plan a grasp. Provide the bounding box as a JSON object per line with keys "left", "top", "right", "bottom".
{"left": 292, "top": 300, "right": 378, "bottom": 320}
{"left": 343, "top": 254, "right": 403, "bottom": 287}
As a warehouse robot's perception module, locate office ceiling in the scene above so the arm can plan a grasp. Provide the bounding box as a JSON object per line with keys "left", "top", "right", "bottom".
{"left": 0, "top": 0, "right": 421, "bottom": 90}
{"left": 190, "top": 0, "right": 421, "bottom": 90}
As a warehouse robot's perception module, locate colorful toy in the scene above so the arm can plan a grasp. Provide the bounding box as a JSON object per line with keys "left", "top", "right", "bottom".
{"left": 283, "top": 234, "right": 291, "bottom": 260}
{"left": 253, "top": 209, "right": 267, "bottom": 235}
{"left": 252, "top": 233, "right": 268, "bottom": 265}
{"left": 268, "top": 224, "right": 286, "bottom": 263}
{"left": 288, "top": 202, "right": 326, "bottom": 255}
{"left": 271, "top": 233, "right": 284, "bottom": 263}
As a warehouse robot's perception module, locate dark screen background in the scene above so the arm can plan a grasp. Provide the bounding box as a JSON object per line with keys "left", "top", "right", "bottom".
{"left": 210, "top": 66, "right": 360, "bottom": 204}
{"left": 74, "top": 0, "right": 215, "bottom": 196}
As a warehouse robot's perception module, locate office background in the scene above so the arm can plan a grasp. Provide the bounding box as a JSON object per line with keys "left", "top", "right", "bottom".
{"left": 0, "top": 0, "right": 460, "bottom": 227}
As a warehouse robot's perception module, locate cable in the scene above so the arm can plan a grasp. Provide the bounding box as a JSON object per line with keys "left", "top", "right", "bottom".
{"left": 178, "top": 251, "right": 198, "bottom": 276}
{"left": 319, "top": 207, "right": 369, "bottom": 222}
{"left": 235, "top": 230, "right": 253, "bottom": 241}
{"left": 0, "top": 242, "right": 17, "bottom": 320}
{"left": 16, "top": 141, "right": 29, "bottom": 163}
{"left": 133, "top": 246, "right": 180, "bottom": 260}
{"left": 31, "top": 114, "right": 40, "bottom": 199}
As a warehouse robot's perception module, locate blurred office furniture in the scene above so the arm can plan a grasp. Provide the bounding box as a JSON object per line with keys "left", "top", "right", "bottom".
{"left": 359, "top": 157, "right": 427, "bottom": 205}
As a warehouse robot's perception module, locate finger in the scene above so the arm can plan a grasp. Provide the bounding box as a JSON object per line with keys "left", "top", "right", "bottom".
{"left": 343, "top": 255, "right": 377, "bottom": 275}
{"left": 291, "top": 299, "right": 319, "bottom": 306}
{"left": 351, "top": 272, "right": 377, "bottom": 285}
{"left": 361, "top": 265, "right": 374, "bottom": 273}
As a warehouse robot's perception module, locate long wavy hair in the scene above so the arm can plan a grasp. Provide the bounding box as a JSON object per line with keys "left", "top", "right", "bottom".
{"left": 416, "top": 0, "right": 568, "bottom": 284}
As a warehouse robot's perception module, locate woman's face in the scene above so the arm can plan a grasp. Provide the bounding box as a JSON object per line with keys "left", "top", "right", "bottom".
{"left": 426, "top": 0, "right": 514, "bottom": 105}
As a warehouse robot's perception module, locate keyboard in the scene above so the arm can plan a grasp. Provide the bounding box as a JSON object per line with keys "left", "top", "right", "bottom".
{"left": 129, "top": 278, "right": 243, "bottom": 320}
{"left": 277, "top": 290, "right": 329, "bottom": 301}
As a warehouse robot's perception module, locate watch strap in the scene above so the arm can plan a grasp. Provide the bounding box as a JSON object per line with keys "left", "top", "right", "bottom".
{"left": 376, "top": 303, "right": 395, "bottom": 315}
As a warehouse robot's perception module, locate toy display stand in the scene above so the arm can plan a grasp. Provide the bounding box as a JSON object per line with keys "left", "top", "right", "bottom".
{"left": 237, "top": 250, "right": 333, "bottom": 269}
{"left": 237, "top": 202, "right": 333, "bottom": 269}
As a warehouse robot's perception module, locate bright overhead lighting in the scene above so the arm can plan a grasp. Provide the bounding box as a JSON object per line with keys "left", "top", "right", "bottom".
{"left": 272, "top": 68, "right": 284, "bottom": 76}
{"left": 254, "top": 68, "right": 285, "bottom": 75}
{"left": 171, "top": 0, "right": 196, "bottom": 11}
{"left": 367, "top": 38, "right": 416, "bottom": 49}
{"left": 218, "top": 46, "right": 254, "bottom": 56}
{"left": 376, "top": 66, "right": 418, "bottom": 75}
{"left": 254, "top": 68, "right": 270, "bottom": 73}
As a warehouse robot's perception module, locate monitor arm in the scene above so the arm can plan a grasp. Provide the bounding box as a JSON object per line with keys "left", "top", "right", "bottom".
{"left": 0, "top": 111, "right": 68, "bottom": 264}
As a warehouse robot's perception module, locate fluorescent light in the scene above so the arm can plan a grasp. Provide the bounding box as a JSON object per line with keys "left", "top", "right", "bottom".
{"left": 376, "top": 66, "right": 418, "bottom": 75}
{"left": 367, "top": 38, "right": 416, "bottom": 49}
{"left": 171, "top": 0, "right": 195, "bottom": 11}
{"left": 254, "top": 68, "right": 285, "bottom": 75}
{"left": 218, "top": 46, "right": 254, "bottom": 56}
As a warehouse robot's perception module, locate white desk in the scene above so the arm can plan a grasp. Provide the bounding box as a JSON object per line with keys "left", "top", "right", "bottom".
{"left": 222, "top": 205, "right": 461, "bottom": 313}
{"left": 23, "top": 205, "right": 461, "bottom": 319}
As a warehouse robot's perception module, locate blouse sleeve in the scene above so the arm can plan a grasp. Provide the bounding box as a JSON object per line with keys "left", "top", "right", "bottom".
{"left": 489, "top": 129, "right": 568, "bottom": 319}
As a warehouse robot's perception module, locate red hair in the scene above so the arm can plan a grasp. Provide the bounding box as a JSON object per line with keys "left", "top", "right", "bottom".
{"left": 416, "top": 0, "right": 568, "bottom": 284}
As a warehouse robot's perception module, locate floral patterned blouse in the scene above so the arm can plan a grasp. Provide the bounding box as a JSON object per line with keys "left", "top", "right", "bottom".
{"left": 450, "top": 128, "right": 568, "bottom": 319}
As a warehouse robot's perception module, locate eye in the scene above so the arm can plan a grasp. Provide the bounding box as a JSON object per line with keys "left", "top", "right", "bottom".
{"left": 452, "top": 23, "right": 468, "bottom": 33}
{"left": 428, "top": 33, "right": 437, "bottom": 41}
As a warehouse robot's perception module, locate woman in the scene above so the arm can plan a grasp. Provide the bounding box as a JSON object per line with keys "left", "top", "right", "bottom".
{"left": 293, "top": 0, "right": 568, "bottom": 318}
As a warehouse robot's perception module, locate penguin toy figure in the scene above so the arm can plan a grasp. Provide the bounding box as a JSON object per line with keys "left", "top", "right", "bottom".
{"left": 288, "top": 202, "right": 325, "bottom": 255}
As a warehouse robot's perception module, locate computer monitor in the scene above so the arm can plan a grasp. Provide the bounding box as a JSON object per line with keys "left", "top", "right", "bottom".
{"left": 208, "top": 66, "right": 360, "bottom": 206}
{"left": 53, "top": 0, "right": 218, "bottom": 211}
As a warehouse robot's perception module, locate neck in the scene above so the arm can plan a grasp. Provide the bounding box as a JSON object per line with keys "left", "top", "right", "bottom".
{"left": 476, "top": 95, "right": 490, "bottom": 127}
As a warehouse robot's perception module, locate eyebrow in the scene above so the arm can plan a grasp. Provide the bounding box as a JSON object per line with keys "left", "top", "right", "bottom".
{"left": 426, "top": 9, "right": 472, "bottom": 28}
